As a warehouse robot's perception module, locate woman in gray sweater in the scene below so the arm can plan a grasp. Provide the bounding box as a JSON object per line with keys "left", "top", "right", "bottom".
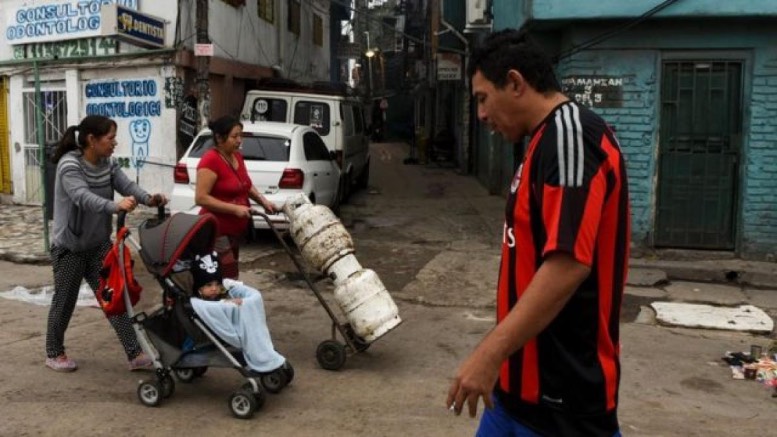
{"left": 46, "top": 115, "right": 167, "bottom": 372}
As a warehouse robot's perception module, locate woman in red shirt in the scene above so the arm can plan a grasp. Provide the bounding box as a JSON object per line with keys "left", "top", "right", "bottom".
{"left": 195, "top": 116, "right": 276, "bottom": 279}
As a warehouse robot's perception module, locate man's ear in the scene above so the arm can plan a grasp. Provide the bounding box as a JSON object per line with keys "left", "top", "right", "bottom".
{"left": 506, "top": 70, "right": 524, "bottom": 94}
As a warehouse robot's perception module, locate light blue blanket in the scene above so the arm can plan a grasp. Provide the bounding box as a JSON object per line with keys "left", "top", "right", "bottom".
{"left": 191, "top": 280, "right": 285, "bottom": 373}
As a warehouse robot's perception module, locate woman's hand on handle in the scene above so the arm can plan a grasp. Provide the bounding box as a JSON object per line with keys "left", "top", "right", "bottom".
{"left": 147, "top": 193, "right": 168, "bottom": 207}
{"left": 116, "top": 196, "right": 138, "bottom": 213}
{"left": 233, "top": 204, "right": 252, "bottom": 219}
{"left": 259, "top": 197, "right": 277, "bottom": 214}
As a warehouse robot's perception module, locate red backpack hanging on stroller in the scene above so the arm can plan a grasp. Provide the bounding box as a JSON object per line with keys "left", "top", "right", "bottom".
{"left": 96, "top": 226, "right": 143, "bottom": 316}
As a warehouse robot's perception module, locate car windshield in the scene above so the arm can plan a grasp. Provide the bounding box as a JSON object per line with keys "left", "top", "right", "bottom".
{"left": 188, "top": 133, "right": 291, "bottom": 161}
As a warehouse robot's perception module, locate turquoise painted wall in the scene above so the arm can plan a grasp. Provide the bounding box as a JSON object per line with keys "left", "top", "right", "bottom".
{"left": 556, "top": 51, "right": 659, "bottom": 246}
{"left": 495, "top": 0, "right": 777, "bottom": 29}
{"left": 743, "top": 47, "right": 777, "bottom": 255}
{"left": 482, "top": 3, "right": 777, "bottom": 256}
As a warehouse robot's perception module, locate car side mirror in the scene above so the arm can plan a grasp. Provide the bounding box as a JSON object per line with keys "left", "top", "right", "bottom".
{"left": 329, "top": 150, "right": 337, "bottom": 160}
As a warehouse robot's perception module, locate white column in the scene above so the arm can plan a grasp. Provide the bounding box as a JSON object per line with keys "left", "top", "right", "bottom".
{"left": 65, "top": 69, "right": 80, "bottom": 127}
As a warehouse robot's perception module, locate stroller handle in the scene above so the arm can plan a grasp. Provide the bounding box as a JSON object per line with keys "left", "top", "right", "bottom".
{"left": 116, "top": 205, "right": 165, "bottom": 233}
{"left": 117, "top": 210, "right": 127, "bottom": 230}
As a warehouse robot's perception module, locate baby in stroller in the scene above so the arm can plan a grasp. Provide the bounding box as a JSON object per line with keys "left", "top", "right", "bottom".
{"left": 133, "top": 211, "right": 292, "bottom": 417}
{"left": 188, "top": 251, "right": 290, "bottom": 379}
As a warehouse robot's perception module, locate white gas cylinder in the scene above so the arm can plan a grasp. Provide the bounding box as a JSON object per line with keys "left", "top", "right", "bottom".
{"left": 334, "top": 269, "right": 402, "bottom": 343}
{"left": 326, "top": 254, "right": 363, "bottom": 285}
{"left": 287, "top": 203, "right": 354, "bottom": 272}
{"left": 282, "top": 193, "right": 313, "bottom": 222}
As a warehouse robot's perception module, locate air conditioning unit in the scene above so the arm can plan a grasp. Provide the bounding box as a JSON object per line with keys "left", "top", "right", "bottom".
{"left": 465, "top": 0, "right": 491, "bottom": 32}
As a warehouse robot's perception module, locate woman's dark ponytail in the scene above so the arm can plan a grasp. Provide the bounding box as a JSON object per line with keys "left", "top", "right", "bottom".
{"left": 51, "top": 125, "right": 79, "bottom": 164}
{"left": 50, "top": 115, "right": 116, "bottom": 164}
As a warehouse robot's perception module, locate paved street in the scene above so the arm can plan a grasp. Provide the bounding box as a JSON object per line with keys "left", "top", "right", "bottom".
{"left": 1, "top": 142, "right": 776, "bottom": 436}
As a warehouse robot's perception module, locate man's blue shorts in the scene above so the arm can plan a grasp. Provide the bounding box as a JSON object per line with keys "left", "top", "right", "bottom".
{"left": 476, "top": 396, "right": 622, "bottom": 437}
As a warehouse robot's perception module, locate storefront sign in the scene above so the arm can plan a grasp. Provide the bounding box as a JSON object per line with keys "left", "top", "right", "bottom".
{"left": 12, "top": 37, "right": 117, "bottom": 60}
{"left": 436, "top": 53, "right": 462, "bottom": 81}
{"left": 5, "top": 0, "right": 138, "bottom": 45}
{"left": 85, "top": 78, "right": 162, "bottom": 118}
{"left": 85, "top": 77, "right": 163, "bottom": 169}
{"left": 101, "top": 4, "right": 166, "bottom": 48}
{"left": 561, "top": 75, "right": 624, "bottom": 108}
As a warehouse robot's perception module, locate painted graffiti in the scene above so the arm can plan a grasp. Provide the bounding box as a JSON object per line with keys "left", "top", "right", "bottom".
{"left": 561, "top": 75, "right": 624, "bottom": 108}
{"left": 129, "top": 119, "right": 151, "bottom": 168}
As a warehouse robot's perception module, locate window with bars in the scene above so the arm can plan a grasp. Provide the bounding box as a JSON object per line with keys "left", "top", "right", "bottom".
{"left": 288, "top": 0, "right": 300, "bottom": 35}
{"left": 23, "top": 90, "right": 67, "bottom": 144}
{"left": 258, "top": 0, "right": 273, "bottom": 23}
{"left": 313, "top": 13, "right": 323, "bottom": 46}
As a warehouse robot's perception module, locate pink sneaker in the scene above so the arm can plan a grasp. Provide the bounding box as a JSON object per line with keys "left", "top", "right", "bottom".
{"left": 128, "top": 352, "right": 153, "bottom": 371}
{"left": 45, "top": 354, "right": 77, "bottom": 372}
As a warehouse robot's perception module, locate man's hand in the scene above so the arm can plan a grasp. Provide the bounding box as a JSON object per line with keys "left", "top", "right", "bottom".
{"left": 446, "top": 341, "right": 502, "bottom": 418}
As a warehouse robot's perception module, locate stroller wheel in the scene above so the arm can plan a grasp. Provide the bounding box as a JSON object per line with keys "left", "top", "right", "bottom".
{"left": 160, "top": 374, "right": 175, "bottom": 398}
{"left": 282, "top": 361, "right": 295, "bottom": 385}
{"left": 260, "top": 369, "right": 288, "bottom": 394}
{"left": 229, "top": 389, "right": 261, "bottom": 419}
{"left": 316, "top": 340, "right": 347, "bottom": 371}
{"left": 137, "top": 380, "right": 162, "bottom": 407}
{"left": 241, "top": 382, "right": 267, "bottom": 408}
{"left": 174, "top": 368, "right": 196, "bottom": 383}
{"left": 193, "top": 366, "right": 208, "bottom": 378}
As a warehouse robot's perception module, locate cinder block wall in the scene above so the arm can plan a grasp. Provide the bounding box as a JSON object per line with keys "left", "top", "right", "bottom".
{"left": 556, "top": 51, "right": 659, "bottom": 247}
{"left": 743, "top": 47, "right": 777, "bottom": 256}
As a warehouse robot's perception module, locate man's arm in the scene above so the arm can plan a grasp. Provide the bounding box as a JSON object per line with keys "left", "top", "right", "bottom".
{"left": 446, "top": 252, "right": 590, "bottom": 418}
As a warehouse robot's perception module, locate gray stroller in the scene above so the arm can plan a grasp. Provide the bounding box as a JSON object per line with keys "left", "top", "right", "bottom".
{"left": 116, "top": 209, "right": 292, "bottom": 419}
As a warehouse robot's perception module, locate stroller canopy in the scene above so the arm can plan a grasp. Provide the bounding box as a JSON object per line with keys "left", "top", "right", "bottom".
{"left": 138, "top": 212, "right": 218, "bottom": 277}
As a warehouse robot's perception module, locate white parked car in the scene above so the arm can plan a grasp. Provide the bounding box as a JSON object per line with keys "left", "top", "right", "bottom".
{"left": 170, "top": 122, "right": 341, "bottom": 229}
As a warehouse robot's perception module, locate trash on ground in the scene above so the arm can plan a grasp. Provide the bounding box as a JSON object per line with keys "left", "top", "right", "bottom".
{"left": 0, "top": 284, "right": 99, "bottom": 307}
{"left": 721, "top": 347, "right": 777, "bottom": 398}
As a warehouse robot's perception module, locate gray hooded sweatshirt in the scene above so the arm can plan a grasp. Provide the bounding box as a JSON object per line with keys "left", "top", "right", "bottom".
{"left": 51, "top": 150, "right": 151, "bottom": 252}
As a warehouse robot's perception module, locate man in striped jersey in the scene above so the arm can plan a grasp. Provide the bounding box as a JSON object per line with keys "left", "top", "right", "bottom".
{"left": 447, "top": 30, "right": 630, "bottom": 437}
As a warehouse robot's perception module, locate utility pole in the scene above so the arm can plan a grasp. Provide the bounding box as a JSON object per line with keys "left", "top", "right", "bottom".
{"left": 196, "top": 0, "right": 210, "bottom": 129}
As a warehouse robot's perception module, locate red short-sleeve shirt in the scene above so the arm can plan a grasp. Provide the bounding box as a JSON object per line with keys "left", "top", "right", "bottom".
{"left": 197, "top": 149, "right": 252, "bottom": 237}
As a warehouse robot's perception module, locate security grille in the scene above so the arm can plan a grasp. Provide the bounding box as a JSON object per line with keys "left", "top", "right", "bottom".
{"left": 655, "top": 60, "right": 742, "bottom": 249}
{"left": 23, "top": 90, "right": 67, "bottom": 203}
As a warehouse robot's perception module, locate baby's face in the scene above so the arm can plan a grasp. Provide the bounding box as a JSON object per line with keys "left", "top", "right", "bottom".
{"left": 198, "top": 280, "right": 222, "bottom": 299}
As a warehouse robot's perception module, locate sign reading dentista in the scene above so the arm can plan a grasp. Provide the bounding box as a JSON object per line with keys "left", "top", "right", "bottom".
{"left": 5, "top": 0, "right": 139, "bottom": 45}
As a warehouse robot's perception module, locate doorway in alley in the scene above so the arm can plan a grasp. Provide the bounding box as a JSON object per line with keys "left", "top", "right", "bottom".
{"left": 655, "top": 60, "right": 743, "bottom": 250}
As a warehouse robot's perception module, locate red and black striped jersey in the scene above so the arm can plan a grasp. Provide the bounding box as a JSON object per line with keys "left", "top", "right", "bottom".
{"left": 496, "top": 101, "right": 630, "bottom": 434}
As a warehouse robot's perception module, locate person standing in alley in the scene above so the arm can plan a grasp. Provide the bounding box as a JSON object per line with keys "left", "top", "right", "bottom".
{"left": 446, "top": 29, "right": 630, "bottom": 436}
{"left": 194, "top": 115, "right": 277, "bottom": 279}
{"left": 46, "top": 115, "right": 168, "bottom": 372}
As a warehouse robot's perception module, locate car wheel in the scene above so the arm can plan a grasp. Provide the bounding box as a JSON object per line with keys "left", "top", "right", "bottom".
{"left": 340, "top": 172, "right": 352, "bottom": 204}
{"left": 356, "top": 160, "right": 370, "bottom": 190}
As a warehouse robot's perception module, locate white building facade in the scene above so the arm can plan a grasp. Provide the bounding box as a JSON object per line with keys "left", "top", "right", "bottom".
{"left": 0, "top": 0, "right": 331, "bottom": 203}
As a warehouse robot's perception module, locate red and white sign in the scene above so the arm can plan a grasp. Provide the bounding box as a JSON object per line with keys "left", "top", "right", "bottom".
{"left": 194, "top": 43, "right": 213, "bottom": 57}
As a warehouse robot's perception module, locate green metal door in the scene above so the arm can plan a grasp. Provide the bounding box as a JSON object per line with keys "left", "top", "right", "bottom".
{"left": 655, "top": 61, "right": 742, "bottom": 249}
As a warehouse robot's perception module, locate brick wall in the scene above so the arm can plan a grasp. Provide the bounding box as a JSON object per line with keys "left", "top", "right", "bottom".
{"left": 742, "top": 48, "right": 777, "bottom": 257}
{"left": 557, "top": 51, "right": 659, "bottom": 246}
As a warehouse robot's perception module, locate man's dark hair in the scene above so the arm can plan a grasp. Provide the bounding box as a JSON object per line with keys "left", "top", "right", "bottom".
{"left": 467, "top": 29, "right": 560, "bottom": 93}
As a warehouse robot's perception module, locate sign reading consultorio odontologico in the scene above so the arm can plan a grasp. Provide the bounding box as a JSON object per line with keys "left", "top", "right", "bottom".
{"left": 5, "top": 0, "right": 138, "bottom": 45}
{"left": 85, "top": 78, "right": 162, "bottom": 118}
{"left": 561, "top": 75, "right": 624, "bottom": 108}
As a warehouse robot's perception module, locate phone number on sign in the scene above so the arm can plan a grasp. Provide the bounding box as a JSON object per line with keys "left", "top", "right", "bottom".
{"left": 13, "top": 38, "right": 117, "bottom": 60}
